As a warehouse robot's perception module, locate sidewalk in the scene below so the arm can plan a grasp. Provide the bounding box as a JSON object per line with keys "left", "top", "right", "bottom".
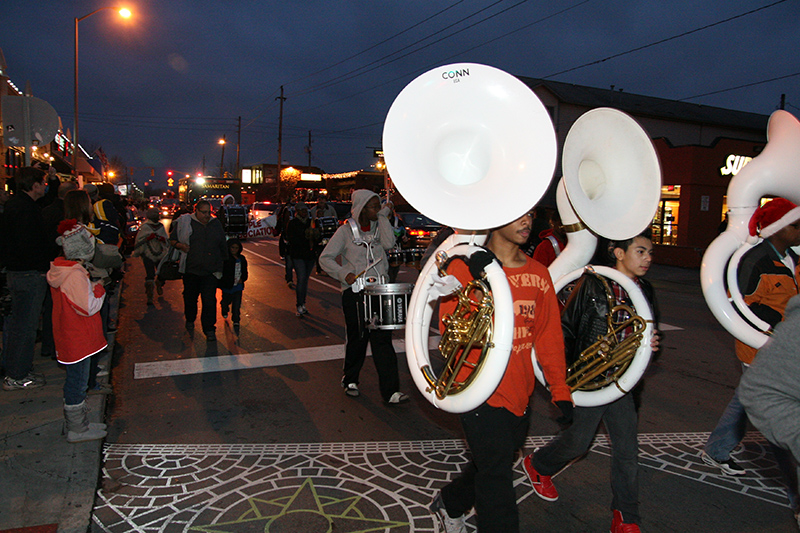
{"left": 0, "top": 282, "right": 119, "bottom": 533}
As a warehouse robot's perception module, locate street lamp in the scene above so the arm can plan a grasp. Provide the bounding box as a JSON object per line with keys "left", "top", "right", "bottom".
{"left": 73, "top": 7, "right": 131, "bottom": 180}
{"left": 218, "top": 136, "right": 226, "bottom": 178}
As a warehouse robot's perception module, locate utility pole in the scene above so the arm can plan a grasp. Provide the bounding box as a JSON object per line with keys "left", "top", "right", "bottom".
{"left": 276, "top": 85, "right": 286, "bottom": 199}
{"left": 236, "top": 116, "right": 241, "bottom": 179}
{"left": 305, "top": 130, "right": 312, "bottom": 167}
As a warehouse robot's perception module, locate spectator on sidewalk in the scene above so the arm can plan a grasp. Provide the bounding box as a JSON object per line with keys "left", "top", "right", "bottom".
{"left": 132, "top": 208, "right": 169, "bottom": 305}
{"left": 40, "top": 181, "right": 79, "bottom": 359}
{"left": 83, "top": 183, "right": 121, "bottom": 247}
{"left": 64, "top": 190, "right": 112, "bottom": 396}
{"left": 48, "top": 219, "right": 107, "bottom": 443}
{"left": 0, "top": 167, "right": 50, "bottom": 391}
{"left": 170, "top": 199, "right": 227, "bottom": 341}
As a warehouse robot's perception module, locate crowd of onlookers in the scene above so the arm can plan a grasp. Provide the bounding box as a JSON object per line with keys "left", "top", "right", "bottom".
{"left": 0, "top": 166, "right": 130, "bottom": 442}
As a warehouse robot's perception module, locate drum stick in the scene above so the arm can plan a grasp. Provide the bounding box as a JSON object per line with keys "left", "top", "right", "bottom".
{"left": 355, "top": 256, "right": 383, "bottom": 279}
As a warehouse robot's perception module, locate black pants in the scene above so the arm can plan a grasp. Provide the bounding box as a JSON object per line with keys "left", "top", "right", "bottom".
{"left": 441, "top": 402, "right": 529, "bottom": 533}
{"left": 341, "top": 288, "right": 399, "bottom": 401}
{"left": 220, "top": 290, "right": 243, "bottom": 323}
{"left": 531, "top": 392, "right": 640, "bottom": 524}
{"left": 182, "top": 273, "right": 219, "bottom": 333}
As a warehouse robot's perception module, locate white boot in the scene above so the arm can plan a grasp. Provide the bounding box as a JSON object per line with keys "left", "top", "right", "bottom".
{"left": 64, "top": 401, "right": 107, "bottom": 443}
{"left": 80, "top": 401, "right": 107, "bottom": 431}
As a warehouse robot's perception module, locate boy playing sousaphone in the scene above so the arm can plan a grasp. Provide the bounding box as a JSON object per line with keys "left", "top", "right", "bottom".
{"left": 524, "top": 229, "right": 661, "bottom": 533}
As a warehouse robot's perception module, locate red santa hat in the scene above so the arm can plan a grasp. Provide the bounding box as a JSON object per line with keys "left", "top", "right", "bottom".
{"left": 748, "top": 198, "right": 800, "bottom": 238}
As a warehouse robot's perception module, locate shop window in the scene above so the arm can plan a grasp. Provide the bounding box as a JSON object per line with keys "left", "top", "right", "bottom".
{"left": 652, "top": 185, "right": 680, "bottom": 246}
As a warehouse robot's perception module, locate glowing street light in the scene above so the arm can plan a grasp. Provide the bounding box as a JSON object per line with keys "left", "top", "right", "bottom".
{"left": 73, "top": 7, "right": 132, "bottom": 179}
{"left": 218, "top": 135, "right": 226, "bottom": 178}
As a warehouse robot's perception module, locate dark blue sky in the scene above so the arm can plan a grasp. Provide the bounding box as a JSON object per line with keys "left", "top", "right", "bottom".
{"left": 3, "top": 0, "right": 798, "bottom": 187}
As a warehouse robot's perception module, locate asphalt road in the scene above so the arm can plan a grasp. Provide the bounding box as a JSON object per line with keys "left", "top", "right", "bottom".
{"left": 93, "top": 235, "right": 799, "bottom": 532}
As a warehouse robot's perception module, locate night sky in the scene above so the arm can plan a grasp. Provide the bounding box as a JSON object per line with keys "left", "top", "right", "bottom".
{"left": 3, "top": 0, "right": 798, "bottom": 187}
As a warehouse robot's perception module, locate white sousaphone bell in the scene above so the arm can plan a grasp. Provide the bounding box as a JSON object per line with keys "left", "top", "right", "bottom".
{"left": 541, "top": 107, "right": 662, "bottom": 407}
{"left": 701, "top": 110, "right": 800, "bottom": 349}
{"left": 383, "top": 63, "right": 557, "bottom": 413}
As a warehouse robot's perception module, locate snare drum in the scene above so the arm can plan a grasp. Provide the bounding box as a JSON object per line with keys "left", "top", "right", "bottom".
{"left": 362, "top": 283, "right": 414, "bottom": 330}
{"left": 403, "top": 248, "right": 425, "bottom": 269}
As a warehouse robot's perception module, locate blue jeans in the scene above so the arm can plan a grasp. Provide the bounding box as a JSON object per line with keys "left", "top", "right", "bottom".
{"left": 704, "top": 388, "right": 748, "bottom": 461}
{"left": 292, "top": 258, "right": 314, "bottom": 307}
{"left": 706, "top": 386, "right": 800, "bottom": 510}
{"left": 3, "top": 271, "right": 47, "bottom": 380}
{"left": 532, "top": 393, "right": 641, "bottom": 524}
{"left": 64, "top": 358, "right": 91, "bottom": 405}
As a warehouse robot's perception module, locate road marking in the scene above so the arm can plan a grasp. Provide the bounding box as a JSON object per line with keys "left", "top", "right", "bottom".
{"left": 133, "top": 337, "right": 442, "bottom": 379}
{"left": 133, "top": 321, "right": 683, "bottom": 380}
{"left": 93, "top": 432, "right": 787, "bottom": 533}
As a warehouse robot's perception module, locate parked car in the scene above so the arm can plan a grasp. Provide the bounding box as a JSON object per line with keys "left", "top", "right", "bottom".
{"left": 397, "top": 212, "right": 442, "bottom": 249}
{"left": 251, "top": 201, "right": 280, "bottom": 221}
{"left": 329, "top": 202, "right": 352, "bottom": 223}
{"left": 123, "top": 218, "right": 141, "bottom": 255}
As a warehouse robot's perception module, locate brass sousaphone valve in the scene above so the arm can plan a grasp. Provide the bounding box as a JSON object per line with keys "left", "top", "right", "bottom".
{"left": 564, "top": 270, "right": 647, "bottom": 394}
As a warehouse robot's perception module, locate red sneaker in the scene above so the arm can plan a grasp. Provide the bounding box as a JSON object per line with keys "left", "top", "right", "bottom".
{"left": 611, "top": 510, "right": 641, "bottom": 533}
{"left": 523, "top": 454, "right": 558, "bottom": 501}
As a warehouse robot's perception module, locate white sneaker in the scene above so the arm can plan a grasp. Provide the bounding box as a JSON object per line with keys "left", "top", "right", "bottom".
{"left": 701, "top": 451, "right": 746, "bottom": 475}
{"left": 343, "top": 383, "right": 360, "bottom": 397}
{"left": 388, "top": 392, "right": 409, "bottom": 404}
{"left": 430, "top": 492, "right": 466, "bottom": 533}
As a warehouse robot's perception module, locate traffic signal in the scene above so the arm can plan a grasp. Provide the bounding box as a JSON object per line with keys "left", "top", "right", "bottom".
{"left": 167, "top": 170, "right": 173, "bottom": 177}
{"left": 167, "top": 178, "right": 174, "bottom": 187}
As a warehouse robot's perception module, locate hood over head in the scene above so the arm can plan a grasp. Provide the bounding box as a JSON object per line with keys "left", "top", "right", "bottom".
{"left": 350, "top": 189, "right": 379, "bottom": 224}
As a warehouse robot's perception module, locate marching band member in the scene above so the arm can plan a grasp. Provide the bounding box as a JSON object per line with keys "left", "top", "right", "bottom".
{"left": 319, "top": 190, "right": 409, "bottom": 404}
{"left": 429, "top": 210, "right": 571, "bottom": 533}
{"left": 523, "top": 230, "right": 660, "bottom": 533}
{"left": 703, "top": 199, "right": 800, "bottom": 513}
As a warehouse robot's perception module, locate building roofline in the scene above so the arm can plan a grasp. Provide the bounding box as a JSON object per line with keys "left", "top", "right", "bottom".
{"left": 519, "top": 76, "right": 770, "bottom": 132}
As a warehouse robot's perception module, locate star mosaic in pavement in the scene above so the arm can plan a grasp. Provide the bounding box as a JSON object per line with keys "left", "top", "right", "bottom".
{"left": 189, "top": 477, "right": 408, "bottom": 533}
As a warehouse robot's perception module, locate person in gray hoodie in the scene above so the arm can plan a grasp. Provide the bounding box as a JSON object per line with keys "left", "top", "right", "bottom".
{"left": 319, "top": 190, "right": 409, "bottom": 404}
{"left": 740, "top": 294, "right": 800, "bottom": 526}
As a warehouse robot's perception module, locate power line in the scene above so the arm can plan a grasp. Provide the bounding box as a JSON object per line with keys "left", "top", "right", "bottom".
{"left": 291, "top": 0, "right": 525, "bottom": 98}
{"left": 283, "top": 0, "right": 469, "bottom": 87}
{"left": 240, "top": 2, "right": 470, "bottom": 127}
{"left": 542, "top": 0, "right": 790, "bottom": 79}
{"left": 678, "top": 71, "right": 800, "bottom": 102}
